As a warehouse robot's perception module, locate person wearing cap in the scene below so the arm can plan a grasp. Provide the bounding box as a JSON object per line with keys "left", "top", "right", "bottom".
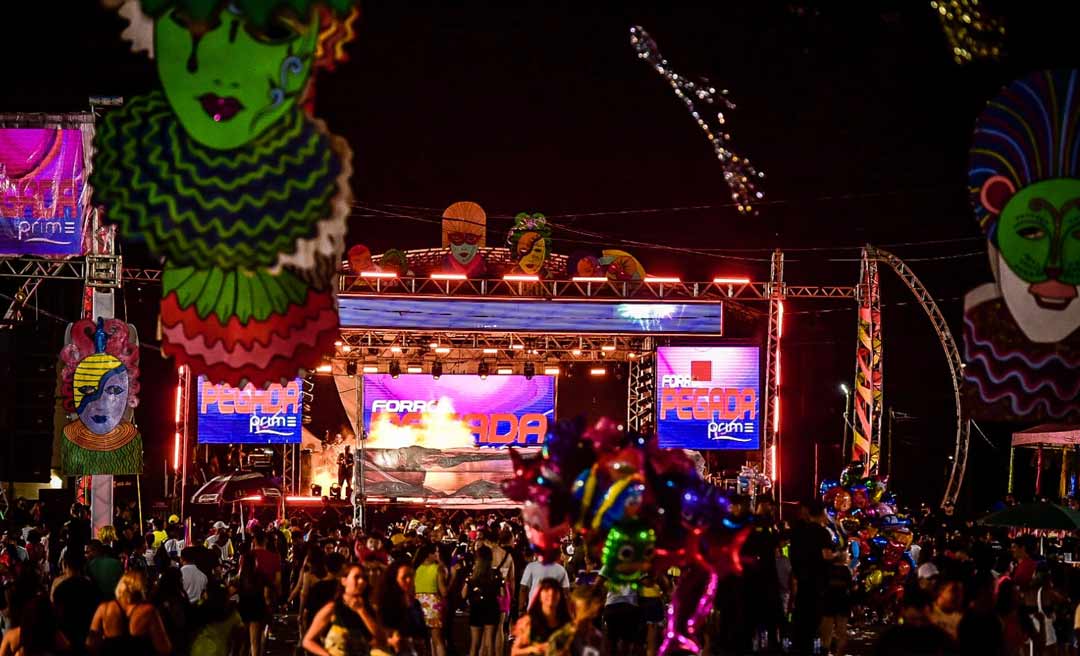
{"left": 204, "top": 521, "right": 234, "bottom": 563}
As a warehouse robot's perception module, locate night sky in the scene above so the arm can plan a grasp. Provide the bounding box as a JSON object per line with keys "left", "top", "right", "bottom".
{"left": 4, "top": 1, "right": 1079, "bottom": 509}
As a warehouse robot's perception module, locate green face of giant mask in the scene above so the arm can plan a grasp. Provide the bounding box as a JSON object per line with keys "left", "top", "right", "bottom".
{"left": 155, "top": 6, "right": 319, "bottom": 150}
{"left": 996, "top": 179, "right": 1080, "bottom": 286}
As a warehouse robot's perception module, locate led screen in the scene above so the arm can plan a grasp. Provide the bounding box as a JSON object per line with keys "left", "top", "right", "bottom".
{"left": 0, "top": 128, "right": 87, "bottom": 256}
{"left": 339, "top": 297, "right": 722, "bottom": 334}
{"left": 362, "top": 374, "right": 555, "bottom": 447}
{"left": 197, "top": 376, "right": 303, "bottom": 444}
{"left": 655, "top": 345, "right": 761, "bottom": 450}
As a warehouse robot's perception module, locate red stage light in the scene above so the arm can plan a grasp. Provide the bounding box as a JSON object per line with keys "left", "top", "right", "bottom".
{"left": 712, "top": 276, "right": 750, "bottom": 285}
{"left": 360, "top": 271, "right": 397, "bottom": 279}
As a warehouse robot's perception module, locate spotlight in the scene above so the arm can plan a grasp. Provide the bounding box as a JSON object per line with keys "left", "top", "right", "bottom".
{"left": 544, "top": 367, "right": 560, "bottom": 376}
{"left": 432, "top": 362, "right": 443, "bottom": 380}
{"left": 345, "top": 361, "right": 357, "bottom": 376}
{"left": 523, "top": 362, "right": 536, "bottom": 380}
{"left": 362, "top": 365, "right": 379, "bottom": 374}
{"left": 390, "top": 361, "right": 402, "bottom": 379}
{"left": 497, "top": 367, "right": 513, "bottom": 375}
{"left": 310, "top": 484, "right": 322, "bottom": 497}
{"left": 478, "top": 362, "right": 489, "bottom": 379}
{"left": 407, "top": 365, "right": 423, "bottom": 374}
{"left": 589, "top": 367, "right": 607, "bottom": 376}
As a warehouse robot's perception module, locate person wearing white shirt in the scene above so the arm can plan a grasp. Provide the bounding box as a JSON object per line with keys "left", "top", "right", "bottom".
{"left": 204, "top": 521, "right": 234, "bottom": 562}
{"left": 519, "top": 554, "right": 570, "bottom": 613}
{"left": 180, "top": 548, "right": 208, "bottom": 603}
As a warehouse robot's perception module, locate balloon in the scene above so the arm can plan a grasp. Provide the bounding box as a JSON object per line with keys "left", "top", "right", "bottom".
{"left": 897, "top": 560, "right": 912, "bottom": 578}
{"left": 841, "top": 461, "right": 866, "bottom": 487}
{"left": 851, "top": 485, "right": 870, "bottom": 509}
{"left": 600, "top": 521, "right": 656, "bottom": 584}
{"left": 819, "top": 478, "right": 840, "bottom": 497}
{"left": 833, "top": 489, "right": 853, "bottom": 513}
{"left": 869, "top": 535, "right": 889, "bottom": 551}
{"left": 864, "top": 568, "right": 884, "bottom": 591}
{"left": 661, "top": 564, "right": 717, "bottom": 656}
{"left": 889, "top": 530, "right": 914, "bottom": 548}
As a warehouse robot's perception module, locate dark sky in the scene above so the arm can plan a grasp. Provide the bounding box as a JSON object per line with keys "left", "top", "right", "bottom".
{"left": 4, "top": 1, "right": 1079, "bottom": 508}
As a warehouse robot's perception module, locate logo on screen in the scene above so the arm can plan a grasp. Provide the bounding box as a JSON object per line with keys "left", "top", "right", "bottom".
{"left": 200, "top": 380, "right": 300, "bottom": 437}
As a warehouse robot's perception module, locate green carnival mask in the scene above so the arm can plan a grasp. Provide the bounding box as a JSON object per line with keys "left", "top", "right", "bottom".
{"left": 996, "top": 179, "right": 1080, "bottom": 287}
{"left": 154, "top": 4, "right": 320, "bottom": 150}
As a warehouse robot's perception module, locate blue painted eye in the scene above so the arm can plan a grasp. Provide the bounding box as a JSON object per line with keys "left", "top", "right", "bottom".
{"left": 106, "top": 385, "right": 125, "bottom": 395}
{"left": 78, "top": 385, "right": 97, "bottom": 396}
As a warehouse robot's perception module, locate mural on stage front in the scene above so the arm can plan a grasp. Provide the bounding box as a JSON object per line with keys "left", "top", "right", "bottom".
{"left": 93, "top": 0, "right": 360, "bottom": 387}
{"left": 962, "top": 69, "right": 1080, "bottom": 422}
{"left": 59, "top": 318, "right": 143, "bottom": 475}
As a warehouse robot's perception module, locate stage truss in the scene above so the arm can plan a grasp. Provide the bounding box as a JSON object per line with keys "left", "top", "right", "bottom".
{"left": 0, "top": 246, "right": 971, "bottom": 506}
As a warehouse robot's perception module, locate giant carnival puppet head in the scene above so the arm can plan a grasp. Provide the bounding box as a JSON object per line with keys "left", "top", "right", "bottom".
{"left": 59, "top": 318, "right": 143, "bottom": 475}
{"left": 94, "top": 0, "right": 359, "bottom": 387}
{"left": 441, "top": 201, "right": 487, "bottom": 269}
{"left": 970, "top": 69, "right": 1080, "bottom": 343}
{"left": 507, "top": 212, "right": 552, "bottom": 276}
{"left": 963, "top": 70, "right": 1080, "bottom": 422}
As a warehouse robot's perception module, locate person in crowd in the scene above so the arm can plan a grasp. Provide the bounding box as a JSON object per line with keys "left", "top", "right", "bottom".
{"left": 84, "top": 541, "right": 122, "bottom": 602}
{"left": 546, "top": 583, "right": 606, "bottom": 656}
{"left": 602, "top": 569, "right": 642, "bottom": 656}
{"left": 0, "top": 594, "right": 70, "bottom": 656}
{"left": 519, "top": 552, "right": 570, "bottom": 615}
{"left": 413, "top": 543, "right": 449, "bottom": 656}
{"left": 232, "top": 551, "right": 271, "bottom": 656}
{"left": 180, "top": 547, "right": 208, "bottom": 604}
{"left": 86, "top": 570, "right": 171, "bottom": 655}
{"left": 289, "top": 540, "right": 331, "bottom": 640}
{"left": 303, "top": 563, "right": 380, "bottom": 656}
{"left": 464, "top": 545, "right": 502, "bottom": 656}
{"left": 250, "top": 529, "right": 283, "bottom": 603}
{"left": 929, "top": 578, "right": 964, "bottom": 643}
{"left": 188, "top": 582, "right": 243, "bottom": 656}
{"left": 790, "top": 500, "right": 836, "bottom": 653}
{"left": 820, "top": 549, "right": 853, "bottom": 656}
{"left": 51, "top": 550, "right": 99, "bottom": 654}
{"left": 204, "top": 522, "right": 234, "bottom": 564}
{"left": 1011, "top": 537, "right": 1038, "bottom": 590}
{"left": 375, "top": 561, "right": 427, "bottom": 654}
{"left": 511, "top": 578, "right": 572, "bottom": 656}
{"left": 152, "top": 567, "right": 191, "bottom": 655}
{"left": 875, "top": 585, "right": 952, "bottom": 656}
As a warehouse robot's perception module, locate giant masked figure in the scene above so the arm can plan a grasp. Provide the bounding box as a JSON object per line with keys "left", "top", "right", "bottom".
{"left": 93, "top": 0, "right": 359, "bottom": 386}
{"left": 60, "top": 318, "right": 142, "bottom": 474}
{"left": 963, "top": 69, "right": 1080, "bottom": 421}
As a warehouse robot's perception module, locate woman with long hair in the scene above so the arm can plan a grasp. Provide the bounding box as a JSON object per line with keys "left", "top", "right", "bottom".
{"left": 289, "top": 543, "right": 331, "bottom": 641}
{"left": 413, "top": 544, "right": 449, "bottom": 656}
{"left": 233, "top": 551, "right": 271, "bottom": 656}
{"left": 376, "top": 561, "right": 427, "bottom": 655}
{"left": 510, "top": 578, "right": 571, "bottom": 656}
{"left": 302, "top": 563, "right": 379, "bottom": 656}
{"left": 86, "top": 570, "right": 171, "bottom": 655}
{"left": 464, "top": 546, "right": 502, "bottom": 656}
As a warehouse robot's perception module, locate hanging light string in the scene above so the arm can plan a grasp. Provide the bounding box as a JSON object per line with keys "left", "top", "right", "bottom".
{"left": 629, "top": 25, "right": 764, "bottom": 214}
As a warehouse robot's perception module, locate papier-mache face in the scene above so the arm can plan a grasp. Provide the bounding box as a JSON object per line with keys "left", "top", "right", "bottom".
{"left": 970, "top": 70, "right": 1080, "bottom": 343}
{"left": 154, "top": 4, "right": 319, "bottom": 149}
{"left": 74, "top": 355, "right": 130, "bottom": 435}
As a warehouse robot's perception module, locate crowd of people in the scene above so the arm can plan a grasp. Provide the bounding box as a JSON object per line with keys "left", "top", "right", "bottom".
{"left": 1, "top": 493, "right": 1080, "bottom": 655}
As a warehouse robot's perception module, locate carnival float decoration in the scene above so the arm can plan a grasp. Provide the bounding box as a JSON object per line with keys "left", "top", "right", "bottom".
{"left": 506, "top": 212, "right": 552, "bottom": 277}
{"left": 503, "top": 417, "right": 749, "bottom": 656}
{"left": 93, "top": 0, "right": 360, "bottom": 387}
{"left": 59, "top": 318, "right": 143, "bottom": 475}
{"left": 441, "top": 201, "right": 488, "bottom": 277}
{"left": 820, "top": 462, "right": 914, "bottom": 606}
{"left": 962, "top": 70, "right": 1080, "bottom": 422}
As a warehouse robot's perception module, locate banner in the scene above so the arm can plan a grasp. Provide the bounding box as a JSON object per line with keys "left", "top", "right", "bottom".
{"left": 362, "top": 374, "right": 555, "bottom": 448}
{"left": 0, "top": 127, "right": 87, "bottom": 256}
{"left": 197, "top": 376, "right": 303, "bottom": 444}
{"left": 655, "top": 345, "right": 761, "bottom": 450}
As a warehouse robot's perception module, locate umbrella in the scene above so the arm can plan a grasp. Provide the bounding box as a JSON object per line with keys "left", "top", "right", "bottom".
{"left": 190, "top": 470, "right": 282, "bottom": 505}
{"left": 978, "top": 502, "right": 1080, "bottom": 530}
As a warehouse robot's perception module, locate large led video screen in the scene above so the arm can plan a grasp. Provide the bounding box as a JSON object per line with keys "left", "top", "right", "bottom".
{"left": 339, "top": 297, "right": 722, "bottom": 335}
{"left": 197, "top": 376, "right": 303, "bottom": 444}
{"left": 656, "top": 344, "right": 761, "bottom": 450}
{"left": 0, "top": 128, "right": 88, "bottom": 256}
{"left": 362, "top": 374, "right": 555, "bottom": 447}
